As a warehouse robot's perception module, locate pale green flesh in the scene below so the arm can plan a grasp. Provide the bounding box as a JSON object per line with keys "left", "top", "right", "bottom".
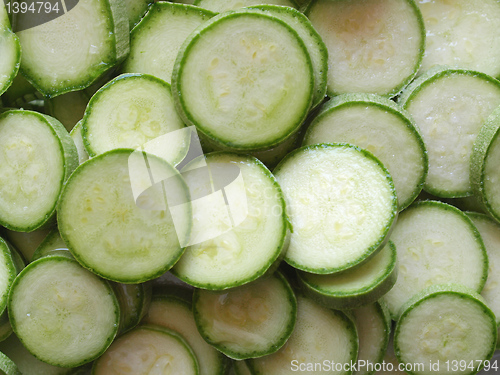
{"left": 468, "top": 214, "right": 500, "bottom": 325}
{"left": 0, "top": 352, "right": 19, "bottom": 375}
{"left": 275, "top": 145, "right": 396, "bottom": 274}
{"left": 396, "top": 293, "right": 495, "bottom": 374}
{"left": 301, "top": 241, "right": 395, "bottom": 296}
{"left": 382, "top": 203, "right": 486, "bottom": 318}
{"left": 58, "top": 150, "right": 191, "bottom": 283}
{"left": 0, "top": 239, "right": 15, "bottom": 316}
{"left": 93, "top": 327, "right": 198, "bottom": 375}
{"left": 417, "top": 0, "right": 500, "bottom": 77}
{"left": 0, "top": 112, "right": 64, "bottom": 230}
{"left": 247, "top": 5, "right": 327, "bottom": 109}
{"left": 70, "top": 122, "right": 89, "bottom": 165}
{"left": 0, "top": 30, "right": 20, "bottom": 97}
{"left": 174, "top": 12, "right": 313, "bottom": 149}
{"left": 9, "top": 258, "right": 119, "bottom": 367}
{"left": 144, "top": 296, "right": 226, "bottom": 375}
{"left": 124, "top": 0, "right": 152, "bottom": 29}
{"left": 249, "top": 297, "right": 357, "bottom": 374}
{"left": 172, "top": 153, "right": 286, "bottom": 289}
{"left": 83, "top": 74, "right": 188, "bottom": 165}
{"left": 304, "top": 97, "right": 426, "bottom": 210}
{"left": 404, "top": 72, "right": 500, "bottom": 197}
{"left": 47, "top": 91, "right": 89, "bottom": 132}
{"left": 0, "top": 334, "right": 78, "bottom": 375}
{"left": 307, "top": 0, "right": 423, "bottom": 96}
{"left": 194, "top": 273, "right": 295, "bottom": 359}
{"left": 17, "top": 0, "right": 128, "bottom": 97}
{"left": 482, "top": 127, "right": 500, "bottom": 218}
{"left": 194, "top": 0, "right": 297, "bottom": 12}
{"left": 352, "top": 303, "right": 389, "bottom": 375}
{"left": 123, "top": 3, "right": 215, "bottom": 85}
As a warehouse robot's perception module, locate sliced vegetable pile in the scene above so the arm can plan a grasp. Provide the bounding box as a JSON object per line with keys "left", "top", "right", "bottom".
{"left": 1, "top": 0, "right": 500, "bottom": 374}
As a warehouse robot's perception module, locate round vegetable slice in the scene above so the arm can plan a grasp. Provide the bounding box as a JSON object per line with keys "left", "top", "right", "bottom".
{"left": 171, "top": 9, "right": 314, "bottom": 150}
{"left": 248, "top": 296, "right": 358, "bottom": 374}
{"left": 400, "top": 67, "right": 500, "bottom": 198}
{"left": 305, "top": 0, "right": 424, "bottom": 97}
{"left": 274, "top": 143, "right": 397, "bottom": 274}
{"left": 143, "top": 294, "right": 229, "bottom": 375}
{"left": 58, "top": 149, "right": 191, "bottom": 283}
{"left": 92, "top": 325, "right": 199, "bottom": 375}
{"left": 298, "top": 241, "right": 397, "bottom": 309}
{"left": 172, "top": 153, "right": 288, "bottom": 290}
{"left": 0, "top": 110, "right": 78, "bottom": 232}
{"left": 82, "top": 74, "right": 189, "bottom": 166}
{"left": 382, "top": 201, "right": 487, "bottom": 318}
{"left": 304, "top": 94, "right": 427, "bottom": 210}
{"left": 394, "top": 284, "right": 496, "bottom": 375}
{"left": 193, "top": 272, "right": 296, "bottom": 360}
{"left": 123, "top": 2, "right": 216, "bottom": 85}
{"left": 416, "top": 0, "right": 500, "bottom": 78}
{"left": 8, "top": 255, "right": 120, "bottom": 367}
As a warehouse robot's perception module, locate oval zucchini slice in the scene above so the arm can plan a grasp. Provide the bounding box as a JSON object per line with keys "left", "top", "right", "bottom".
{"left": 172, "top": 153, "right": 288, "bottom": 290}
{"left": 58, "top": 149, "right": 191, "bottom": 283}
{"left": 248, "top": 296, "right": 358, "bottom": 374}
{"left": 395, "top": 284, "right": 496, "bottom": 375}
{"left": 172, "top": 9, "right": 314, "bottom": 150}
{"left": 305, "top": 0, "right": 424, "bottom": 97}
{"left": 8, "top": 256, "right": 119, "bottom": 367}
{"left": 143, "top": 294, "right": 228, "bottom": 375}
{"left": 92, "top": 325, "right": 199, "bottom": 375}
{"left": 0, "top": 110, "right": 78, "bottom": 232}
{"left": 123, "top": 2, "right": 216, "bottom": 85}
{"left": 0, "top": 3, "right": 20, "bottom": 97}
{"left": 82, "top": 74, "right": 189, "bottom": 166}
{"left": 303, "top": 93, "right": 427, "bottom": 210}
{"left": 193, "top": 272, "right": 296, "bottom": 360}
{"left": 351, "top": 302, "right": 391, "bottom": 375}
{"left": 400, "top": 67, "right": 500, "bottom": 198}
{"left": 416, "top": 0, "right": 500, "bottom": 78}
{"left": 16, "top": 0, "right": 129, "bottom": 98}
{"left": 382, "top": 201, "right": 487, "bottom": 318}
{"left": 274, "top": 143, "right": 397, "bottom": 274}
{"left": 298, "top": 241, "right": 397, "bottom": 309}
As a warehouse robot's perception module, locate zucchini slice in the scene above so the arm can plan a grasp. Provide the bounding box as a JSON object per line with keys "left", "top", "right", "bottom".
{"left": 193, "top": 272, "right": 296, "bottom": 360}
{"left": 0, "top": 352, "right": 19, "bottom": 375}
{"left": 0, "top": 3, "right": 20, "bottom": 97}
{"left": 143, "top": 294, "right": 228, "bottom": 375}
{"left": 0, "top": 237, "right": 23, "bottom": 336}
{"left": 471, "top": 106, "right": 500, "bottom": 222}
{"left": 70, "top": 121, "right": 89, "bottom": 165}
{"left": 0, "top": 110, "right": 78, "bottom": 232}
{"left": 0, "top": 334, "right": 88, "bottom": 375}
{"left": 274, "top": 143, "right": 397, "bottom": 274}
{"left": 123, "top": 3, "right": 216, "bottom": 85}
{"left": 400, "top": 67, "right": 500, "bottom": 198}
{"left": 395, "top": 284, "right": 496, "bottom": 375}
{"left": 82, "top": 74, "right": 189, "bottom": 166}
{"left": 172, "top": 153, "right": 288, "bottom": 290}
{"left": 382, "top": 201, "right": 487, "bottom": 319}
{"left": 246, "top": 5, "right": 328, "bottom": 109}
{"left": 248, "top": 296, "right": 358, "bottom": 374}
{"left": 466, "top": 213, "right": 500, "bottom": 346}
{"left": 58, "top": 149, "right": 191, "bottom": 283}
{"left": 416, "top": 0, "right": 500, "bottom": 78}
{"left": 305, "top": 0, "right": 424, "bottom": 97}
{"left": 194, "top": 0, "right": 298, "bottom": 12}
{"left": 304, "top": 93, "right": 427, "bottom": 210}
{"left": 16, "top": 0, "right": 129, "bottom": 97}
{"left": 171, "top": 9, "right": 314, "bottom": 150}
{"left": 92, "top": 325, "right": 199, "bottom": 375}
{"left": 352, "top": 302, "right": 391, "bottom": 375}
{"left": 8, "top": 256, "right": 120, "bottom": 367}
{"left": 298, "top": 241, "right": 397, "bottom": 309}
{"left": 124, "top": 0, "right": 153, "bottom": 29}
